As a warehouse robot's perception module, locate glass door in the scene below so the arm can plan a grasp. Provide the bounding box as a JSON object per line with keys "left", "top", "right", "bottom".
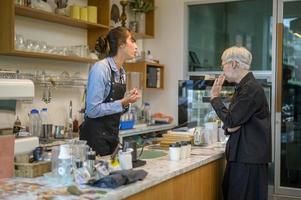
{"left": 275, "top": 0, "right": 301, "bottom": 196}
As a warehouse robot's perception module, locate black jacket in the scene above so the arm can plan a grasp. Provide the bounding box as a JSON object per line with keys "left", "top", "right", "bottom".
{"left": 211, "top": 72, "right": 271, "bottom": 164}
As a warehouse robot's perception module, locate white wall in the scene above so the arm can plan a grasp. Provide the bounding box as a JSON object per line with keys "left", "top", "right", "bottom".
{"left": 143, "top": 0, "right": 186, "bottom": 123}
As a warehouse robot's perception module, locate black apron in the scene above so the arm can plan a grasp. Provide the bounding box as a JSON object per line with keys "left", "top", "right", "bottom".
{"left": 79, "top": 61, "right": 126, "bottom": 156}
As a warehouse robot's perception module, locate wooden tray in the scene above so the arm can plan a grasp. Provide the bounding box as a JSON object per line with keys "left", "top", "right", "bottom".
{"left": 159, "top": 133, "right": 193, "bottom": 147}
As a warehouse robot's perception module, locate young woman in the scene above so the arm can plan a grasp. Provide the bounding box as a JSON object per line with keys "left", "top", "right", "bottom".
{"left": 80, "top": 27, "right": 141, "bottom": 156}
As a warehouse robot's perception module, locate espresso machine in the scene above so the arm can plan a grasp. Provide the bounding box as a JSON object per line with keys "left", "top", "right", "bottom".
{"left": 0, "top": 79, "right": 37, "bottom": 178}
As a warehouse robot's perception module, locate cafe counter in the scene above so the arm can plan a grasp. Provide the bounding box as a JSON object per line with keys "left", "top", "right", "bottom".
{"left": 0, "top": 144, "right": 225, "bottom": 200}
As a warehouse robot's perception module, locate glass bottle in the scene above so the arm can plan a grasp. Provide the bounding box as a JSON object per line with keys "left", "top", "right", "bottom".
{"left": 142, "top": 102, "right": 151, "bottom": 125}
{"left": 56, "top": 144, "right": 72, "bottom": 186}
{"left": 40, "top": 108, "right": 49, "bottom": 125}
{"left": 13, "top": 116, "right": 21, "bottom": 134}
{"left": 29, "top": 109, "right": 41, "bottom": 137}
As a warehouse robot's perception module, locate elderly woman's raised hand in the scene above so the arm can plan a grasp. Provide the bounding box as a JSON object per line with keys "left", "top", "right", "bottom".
{"left": 210, "top": 74, "right": 225, "bottom": 100}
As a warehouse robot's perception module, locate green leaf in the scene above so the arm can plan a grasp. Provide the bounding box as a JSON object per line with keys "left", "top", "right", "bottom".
{"left": 130, "top": 0, "right": 154, "bottom": 13}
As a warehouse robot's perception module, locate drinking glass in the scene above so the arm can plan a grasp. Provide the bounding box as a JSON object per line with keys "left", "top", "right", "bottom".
{"left": 25, "top": 39, "right": 34, "bottom": 52}
{"left": 15, "top": 34, "right": 25, "bottom": 50}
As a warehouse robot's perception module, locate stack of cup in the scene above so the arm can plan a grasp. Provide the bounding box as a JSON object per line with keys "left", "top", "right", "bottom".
{"left": 70, "top": 5, "right": 97, "bottom": 24}
{"left": 70, "top": 5, "right": 80, "bottom": 19}
{"left": 80, "top": 7, "right": 88, "bottom": 21}
{"left": 87, "top": 6, "right": 97, "bottom": 23}
{"left": 186, "top": 141, "right": 192, "bottom": 158}
{"left": 169, "top": 143, "right": 181, "bottom": 161}
{"left": 180, "top": 141, "right": 187, "bottom": 159}
{"left": 169, "top": 141, "right": 192, "bottom": 161}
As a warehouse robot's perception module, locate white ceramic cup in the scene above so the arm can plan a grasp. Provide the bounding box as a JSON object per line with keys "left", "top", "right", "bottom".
{"left": 169, "top": 143, "right": 181, "bottom": 161}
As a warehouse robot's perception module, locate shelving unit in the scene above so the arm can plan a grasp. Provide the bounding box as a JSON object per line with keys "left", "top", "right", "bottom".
{"left": 133, "top": 32, "right": 154, "bottom": 39}
{"left": 0, "top": 70, "right": 87, "bottom": 88}
{"left": 15, "top": 5, "right": 109, "bottom": 29}
{"left": 0, "top": 0, "right": 110, "bottom": 63}
{"left": 130, "top": 0, "right": 155, "bottom": 39}
{"left": 4, "top": 50, "right": 97, "bottom": 63}
{"left": 125, "top": 61, "right": 164, "bottom": 89}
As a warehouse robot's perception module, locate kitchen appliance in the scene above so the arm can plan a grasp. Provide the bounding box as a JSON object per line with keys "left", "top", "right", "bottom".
{"left": 0, "top": 78, "right": 35, "bottom": 179}
{"left": 0, "top": 79, "right": 34, "bottom": 100}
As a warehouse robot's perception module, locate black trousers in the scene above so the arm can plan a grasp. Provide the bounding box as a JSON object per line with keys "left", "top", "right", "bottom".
{"left": 222, "top": 162, "right": 268, "bottom": 200}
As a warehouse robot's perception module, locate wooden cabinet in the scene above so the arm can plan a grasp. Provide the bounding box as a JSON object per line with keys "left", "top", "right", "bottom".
{"left": 125, "top": 158, "right": 225, "bottom": 200}
{"left": 0, "top": 0, "right": 109, "bottom": 63}
{"left": 125, "top": 61, "right": 164, "bottom": 89}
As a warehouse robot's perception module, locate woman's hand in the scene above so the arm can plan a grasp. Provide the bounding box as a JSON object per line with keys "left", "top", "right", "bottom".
{"left": 121, "top": 88, "right": 141, "bottom": 106}
{"left": 129, "top": 88, "right": 138, "bottom": 95}
{"left": 210, "top": 75, "right": 225, "bottom": 100}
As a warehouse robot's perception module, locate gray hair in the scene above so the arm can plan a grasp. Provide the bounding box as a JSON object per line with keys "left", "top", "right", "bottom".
{"left": 221, "top": 46, "right": 252, "bottom": 70}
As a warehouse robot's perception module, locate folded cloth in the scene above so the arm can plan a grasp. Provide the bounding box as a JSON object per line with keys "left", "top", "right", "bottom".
{"left": 91, "top": 169, "right": 148, "bottom": 189}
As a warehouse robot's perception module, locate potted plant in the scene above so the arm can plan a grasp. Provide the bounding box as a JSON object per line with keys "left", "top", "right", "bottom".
{"left": 129, "top": 0, "right": 154, "bottom": 33}
{"left": 130, "top": 0, "right": 154, "bottom": 13}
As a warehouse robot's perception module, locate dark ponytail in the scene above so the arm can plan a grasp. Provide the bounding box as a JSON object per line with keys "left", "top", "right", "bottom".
{"left": 95, "top": 36, "right": 110, "bottom": 57}
{"left": 95, "top": 26, "right": 130, "bottom": 58}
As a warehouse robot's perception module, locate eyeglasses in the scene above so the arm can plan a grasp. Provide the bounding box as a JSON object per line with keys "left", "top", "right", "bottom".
{"left": 220, "top": 60, "right": 236, "bottom": 69}
{"left": 220, "top": 61, "right": 230, "bottom": 69}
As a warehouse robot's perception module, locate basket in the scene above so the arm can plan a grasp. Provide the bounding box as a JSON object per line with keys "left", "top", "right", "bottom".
{"left": 120, "top": 120, "right": 135, "bottom": 130}
{"left": 14, "top": 161, "right": 51, "bottom": 178}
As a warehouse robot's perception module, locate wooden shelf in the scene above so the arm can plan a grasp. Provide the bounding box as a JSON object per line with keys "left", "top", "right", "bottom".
{"left": 15, "top": 5, "right": 109, "bottom": 29}
{"left": 0, "top": 1, "right": 108, "bottom": 63}
{"left": 125, "top": 61, "right": 164, "bottom": 89}
{"left": 4, "top": 50, "right": 98, "bottom": 63}
{"left": 133, "top": 32, "right": 154, "bottom": 39}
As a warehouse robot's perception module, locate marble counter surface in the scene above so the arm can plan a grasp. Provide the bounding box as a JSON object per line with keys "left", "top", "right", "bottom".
{"left": 0, "top": 144, "right": 224, "bottom": 200}
{"left": 105, "top": 144, "right": 225, "bottom": 200}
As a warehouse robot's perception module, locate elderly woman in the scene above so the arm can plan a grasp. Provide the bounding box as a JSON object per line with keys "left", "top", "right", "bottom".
{"left": 210, "top": 46, "right": 271, "bottom": 200}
